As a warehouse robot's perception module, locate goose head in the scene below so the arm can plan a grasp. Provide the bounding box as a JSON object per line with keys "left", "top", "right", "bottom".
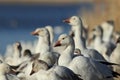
{"left": 101, "top": 20, "right": 114, "bottom": 30}
{"left": 63, "top": 16, "right": 81, "bottom": 26}
{"left": 13, "top": 42, "right": 22, "bottom": 58}
{"left": 31, "top": 28, "right": 49, "bottom": 37}
{"left": 54, "top": 34, "right": 73, "bottom": 47}
{"left": 23, "top": 49, "right": 32, "bottom": 57}
{"left": 14, "top": 42, "right": 22, "bottom": 52}
{"left": 74, "top": 48, "right": 82, "bottom": 56}
{"left": 92, "top": 26, "right": 103, "bottom": 37}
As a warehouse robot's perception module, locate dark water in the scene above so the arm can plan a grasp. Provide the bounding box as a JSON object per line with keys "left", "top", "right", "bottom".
{"left": 0, "top": 3, "right": 93, "bottom": 54}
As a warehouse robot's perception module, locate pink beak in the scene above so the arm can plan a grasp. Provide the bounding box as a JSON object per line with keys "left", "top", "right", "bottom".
{"left": 63, "top": 18, "right": 70, "bottom": 23}
{"left": 54, "top": 41, "right": 61, "bottom": 47}
{"left": 31, "top": 31, "right": 39, "bottom": 36}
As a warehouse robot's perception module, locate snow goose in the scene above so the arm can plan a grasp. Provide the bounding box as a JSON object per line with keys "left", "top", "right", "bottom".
{"left": 101, "top": 20, "right": 114, "bottom": 43}
{"left": 100, "top": 20, "right": 116, "bottom": 56}
{"left": 54, "top": 34, "right": 120, "bottom": 80}
{"left": 13, "top": 42, "right": 22, "bottom": 58}
{"left": 92, "top": 26, "right": 110, "bottom": 61}
{"left": 31, "top": 27, "right": 57, "bottom": 67}
{"left": 45, "top": 25, "right": 54, "bottom": 45}
{"left": 63, "top": 16, "right": 105, "bottom": 61}
{"left": 5, "top": 42, "right": 22, "bottom": 66}
{"left": 110, "top": 37, "right": 120, "bottom": 73}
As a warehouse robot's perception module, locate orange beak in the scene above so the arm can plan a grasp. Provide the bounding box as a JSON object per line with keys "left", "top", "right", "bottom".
{"left": 63, "top": 18, "right": 70, "bottom": 23}
{"left": 31, "top": 31, "right": 39, "bottom": 36}
{"left": 54, "top": 41, "right": 61, "bottom": 47}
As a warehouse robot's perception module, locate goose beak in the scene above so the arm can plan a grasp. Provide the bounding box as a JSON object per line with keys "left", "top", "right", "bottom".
{"left": 31, "top": 31, "right": 39, "bottom": 36}
{"left": 63, "top": 18, "right": 70, "bottom": 23}
{"left": 54, "top": 41, "right": 61, "bottom": 47}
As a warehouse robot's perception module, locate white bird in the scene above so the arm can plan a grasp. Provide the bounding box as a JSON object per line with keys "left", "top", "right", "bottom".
{"left": 100, "top": 20, "right": 114, "bottom": 43}
{"left": 92, "top": 26, "right": 110, "bottom": 61}
{"left": 5, "top": 42, "right": 22, "bottom": 66}
{"left": 31, "top": 27, "right": 57, "bottom": 67}
{"left": 100, "top": 20, "right": 116, "bottom": 56}
{"left": 54, "top": 34, "right": 119, "bottom": 80}
{"left": 63, "top": 16, "right": 105, "bottom": 61}
{"left": 45, "top": 25, "right": 54, "bottom": 45}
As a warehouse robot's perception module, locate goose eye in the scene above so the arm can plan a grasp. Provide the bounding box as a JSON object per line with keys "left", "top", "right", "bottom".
{"left": 62, "top": 38, "right": 65, "bottom": 40}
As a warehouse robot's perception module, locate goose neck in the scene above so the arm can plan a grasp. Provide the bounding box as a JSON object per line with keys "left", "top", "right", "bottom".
{"left": 13, "top": 49, "right": 21, "bottom": 58}
{"left": 94, "top": 35, "right": 102, "bottom": 45}
{"left": 58, "top": 42, "right": 74, "bottom": 67}
{"left": 39, "top": 35, "right": 50, "bottom": 46}
{"left": 0, "top": 75, "right": 6, "bottom": 80}
{"left": 35, "top": 36, "right": 50, "bottom": 53}
{"left": 73, "top": 25, "right": 86, "bottom": 50}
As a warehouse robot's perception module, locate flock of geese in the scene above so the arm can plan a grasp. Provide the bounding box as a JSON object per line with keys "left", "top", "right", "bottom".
{"left": 0, "top": 16, "right": 120, "bottom": 80}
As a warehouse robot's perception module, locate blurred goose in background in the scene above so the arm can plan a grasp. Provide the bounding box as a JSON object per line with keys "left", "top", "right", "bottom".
{"left": 45, "top": 26, "right": 61, "bottom": 56}
{"left": 31, "top": 27, "right": 57, "bottom": 67}
{"left": 13, "top": 42, "right": 22, "bottom": 59}
{"left": 45, "top": 25, "right": 54, "bottom": 45}
{"left": 54, "top": 34, "right": 119, "bottom": 80}
{"left": 100, "top": 20, "right": 116, "bottom": 56}
{"left": 101, "top": 20, "right": 114, "bottom": 43}
{"left": 5, "top": 42, "right": 22, "bottom": 66}
{"left": 92, "top": 26, "right": 110, "bottom": 61}
{"left": 110, "top": 37, "right": 120, "bottom": 73}
{"left": 21, "top": 49, "right": 33, "bottom": 62}
{"left": 63, "top": 16, "right": 105, "bottom": 61}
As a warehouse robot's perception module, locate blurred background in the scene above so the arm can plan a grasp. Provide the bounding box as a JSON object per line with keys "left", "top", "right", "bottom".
{"left": 0, "top": 0, "right": 120, "bottom": 54}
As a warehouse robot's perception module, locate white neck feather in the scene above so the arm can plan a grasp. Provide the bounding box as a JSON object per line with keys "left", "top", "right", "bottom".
{"left": 72, "top": 25, "right": 86, "bottom": 51}
{"left": 0, "top": 75, "right": 6, "bottom": 80}
{"left": 13, "top": 49, "right": 21, "bottom": 59}
{"left": 94, "top": 36, "right": 102, "bottom": 48}
{"left": 58, "top": 42, "right": 74, "bottom": 67}
{"left": 35, "top": 35, "right": 50, "bottom": 54}
{"left": 0, "top": 70, "right": 7, "bottom": 80}
{"left": 103, "top": 26, "right": 113, "bottom": 42}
